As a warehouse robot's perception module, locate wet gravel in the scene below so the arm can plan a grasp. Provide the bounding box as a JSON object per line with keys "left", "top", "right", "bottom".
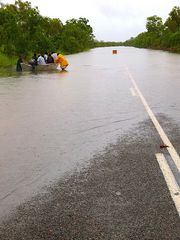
{"left": 0, "top": 118, "right": 180, "bottom": 240}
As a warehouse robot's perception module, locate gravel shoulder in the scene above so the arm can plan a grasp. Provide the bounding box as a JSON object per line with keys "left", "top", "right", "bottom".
{"left": 0, "top": 118, "right": 180, "bottom": 240}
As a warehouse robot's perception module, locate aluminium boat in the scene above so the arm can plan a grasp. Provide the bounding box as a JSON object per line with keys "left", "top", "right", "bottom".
{"left": 20, "top": 63, "right": 60, "bottom": 71}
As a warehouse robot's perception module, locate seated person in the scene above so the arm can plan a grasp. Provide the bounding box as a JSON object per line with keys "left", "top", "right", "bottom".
{"left": 32, "top": 53, "right": 38, "bottom": 65}
{"left": 51, "top": 52, "right": 57, "bottom": 61}
{"left": 44, "top": 52, "right": 48, "bottom": 63}
{"left": 37, "top": 54, "right": 46, "bottom": 65}
{"left": 28, "top": 53, "right": 38, "bottom": 68}
{"left": 47, "top": 53, "right": 54, "bottom": 63}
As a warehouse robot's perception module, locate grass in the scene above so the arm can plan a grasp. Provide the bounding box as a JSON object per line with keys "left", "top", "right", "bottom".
{"left": 0, "top": 52, "right": 17, "bottom": 67}
{"left": 0, "top": 52, "right": 17, "bottom": 76}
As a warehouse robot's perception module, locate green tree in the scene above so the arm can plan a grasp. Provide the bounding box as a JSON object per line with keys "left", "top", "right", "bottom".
{"left": 165, "top": 6, "right": 180, "bottom": 32}
{"left": 0, "top": 2, "right": 19, "bottom": 54}
{"left": 123, "top": 6, "right": 180, "bottom": 52}
{"left": 146, "top": 15, "right": 164, "bottom": 36}
{"left": 61, "top": 18, "right": 94, "bottom": 53}
{"left": 0, "top": 1, "right": 95, "bottom": 56}
{"left": 0, "top": 0, "right": 42, "bottom": 54}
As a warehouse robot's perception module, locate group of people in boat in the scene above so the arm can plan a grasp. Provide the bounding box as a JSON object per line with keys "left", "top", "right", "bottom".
{"left": 16, "top": 52, "right": 69, "bottom": 72}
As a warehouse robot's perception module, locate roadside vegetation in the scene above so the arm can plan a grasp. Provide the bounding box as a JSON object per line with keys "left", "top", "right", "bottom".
{"left": 123, "top": 6, "right": 180, "bottom": 52}
{"left": 94, "top": 41, "right": 123, "bottom": 47}
{"left": 0, "top": 52, "right": 17, "bottom": 76}
{"left": 0, "top": 52, "right": 17, "bottom": 66}
{"left": 0, "top": 1, "right": 180, "bottom": 71}
{"left": 0, "top": 0, "right": 95, "bottom": 64}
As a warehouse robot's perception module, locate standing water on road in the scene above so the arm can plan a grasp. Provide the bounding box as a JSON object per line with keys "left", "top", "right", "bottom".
{"left": 0, "top": 47, "right": 180, "bottom": 219}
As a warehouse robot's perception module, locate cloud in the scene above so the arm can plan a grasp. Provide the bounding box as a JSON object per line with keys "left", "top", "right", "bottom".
{"left": 2, "top": 0, "right": 180, "bottom": 41}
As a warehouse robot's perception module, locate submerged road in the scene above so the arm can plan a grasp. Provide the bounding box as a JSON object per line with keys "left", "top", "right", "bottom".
{"left": 0, "top": 47, "right": 180, "bottom": 239}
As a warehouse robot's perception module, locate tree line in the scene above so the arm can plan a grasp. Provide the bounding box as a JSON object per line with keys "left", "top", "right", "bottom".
{"left": 123, "top": 6, "right": 180, "bottom": 52}
{"left": 1, "top": 1, "right": 179, "bottom": 58}
{"left": 0, "top": 0, "right": 95, "bottom": 56}
{"left": 94, "top": 40, "right": 123, "bottom": 47}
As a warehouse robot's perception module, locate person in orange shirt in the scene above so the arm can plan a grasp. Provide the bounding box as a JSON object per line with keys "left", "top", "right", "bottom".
{"left": 55, "top": 53, "right": 69, "bottom": 70}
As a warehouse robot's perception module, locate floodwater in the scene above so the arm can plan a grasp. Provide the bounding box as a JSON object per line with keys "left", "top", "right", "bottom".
{"left": 0, "top": 47, "right": 180, "bottom": 218}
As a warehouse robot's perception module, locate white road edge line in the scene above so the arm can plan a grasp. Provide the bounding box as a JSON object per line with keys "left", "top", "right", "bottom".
{"left": 126, "top": 68, "right": 180, "bottom": 172}
{"left": 155, "top": 153, "right": 180, "bottom": 216}
{"left": 130, "top": 87, "right": 137, "bottom": 97}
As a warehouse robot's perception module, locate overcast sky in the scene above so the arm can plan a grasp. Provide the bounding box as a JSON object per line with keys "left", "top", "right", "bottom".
{"left": 2, "top": 0, "right": 180, "bottom": 41}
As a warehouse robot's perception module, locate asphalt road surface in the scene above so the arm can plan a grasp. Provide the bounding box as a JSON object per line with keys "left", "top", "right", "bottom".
{"left": 0, "top": 47, "right": 179, "bottom": 239}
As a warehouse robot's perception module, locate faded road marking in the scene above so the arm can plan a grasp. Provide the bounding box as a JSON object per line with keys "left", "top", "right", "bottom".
{"left": 130, "top": 87, "right": 137, "bottom": 97}
{"left": 156, "top": 153, "right": 180, "bottom": 216}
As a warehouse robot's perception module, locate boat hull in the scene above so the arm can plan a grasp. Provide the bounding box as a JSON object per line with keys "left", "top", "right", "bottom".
{"left": 21, "top": 63, "right": 60, "bottom": 72}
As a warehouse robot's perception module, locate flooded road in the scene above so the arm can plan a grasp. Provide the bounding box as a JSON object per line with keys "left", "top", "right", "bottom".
{"left": 0, "top": 47, "right": 180, "bottom": 236}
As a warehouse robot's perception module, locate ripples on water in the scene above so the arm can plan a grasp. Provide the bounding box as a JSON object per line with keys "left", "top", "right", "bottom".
{"left": 0, "top": 47, "right": 180, "bottom": 218}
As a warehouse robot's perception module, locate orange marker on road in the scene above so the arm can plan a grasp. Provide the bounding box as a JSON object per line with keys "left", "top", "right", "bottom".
{"left": 112, "top": 50, "right": 117, "bottom": 54}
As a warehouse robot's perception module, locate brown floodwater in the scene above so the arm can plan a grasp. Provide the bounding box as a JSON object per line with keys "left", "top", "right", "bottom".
{"left": 0, "top": 47, "right": 180, "bottom": 218}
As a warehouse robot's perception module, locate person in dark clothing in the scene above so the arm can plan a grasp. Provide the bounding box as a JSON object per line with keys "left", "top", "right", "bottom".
{"left": 28, "top": 53, "right": 38, "bottom": 70}
{"left": 47, "top": 53, "right": 54, "bottom": 64}
{"left": 44, "top": 52, "right": 48, "bottom": 63}
{"left": 16, "top": 56, "right": 23, "bottom": 72}
{"left": 32, "top": 53, "right": 38, "bottom": 65}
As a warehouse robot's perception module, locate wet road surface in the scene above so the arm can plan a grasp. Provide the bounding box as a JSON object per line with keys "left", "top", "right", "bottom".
{"left": 0, "top": 47, "right": 180, "bottom": 239}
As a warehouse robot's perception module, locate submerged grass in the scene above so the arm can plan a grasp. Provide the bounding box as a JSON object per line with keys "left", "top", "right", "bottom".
{"left": 0, "top": 53, "right": 17, "bottom": 77}
{"left": 0, "top": 53, "right": 17, "bottom": 67}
